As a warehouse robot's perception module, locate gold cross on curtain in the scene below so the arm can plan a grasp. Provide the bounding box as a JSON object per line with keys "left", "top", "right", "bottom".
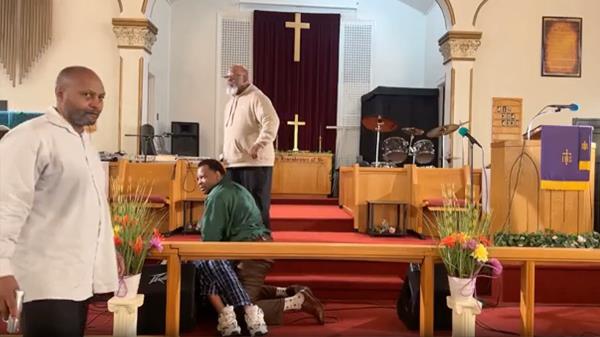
{"left": 0, "top": 0, "right": 53, "bottom": 86}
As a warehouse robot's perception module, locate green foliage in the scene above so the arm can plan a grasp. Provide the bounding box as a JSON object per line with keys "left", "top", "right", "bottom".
{"left": 111, "top": 180, "right": 165, "bottom": 275}
{"left": 494, "top": 229, "right": 600, "bottom": 248}
{"left": 426, "top": 187, "right": 496, "bottom": 278}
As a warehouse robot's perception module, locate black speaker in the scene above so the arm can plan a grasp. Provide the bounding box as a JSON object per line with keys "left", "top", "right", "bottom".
{"left": 396, "top": 263, "right": 452, "bottom": 330}
{"left": 137, "top": 263, "right": 198, "bottom": 334}
{"left": 171, "top": 122, "right": 199, "bottom": 156}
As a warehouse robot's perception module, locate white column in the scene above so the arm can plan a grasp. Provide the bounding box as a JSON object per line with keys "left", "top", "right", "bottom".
{"left": 446, "top": 296, "right": 482, "bottom": 337}
{"left": 107, "top": 294, "right": 145, "bottom": 337}
{"left": 112, "top": 18, "right": 157, "bottom": 154}
{"left": 438, "top": 31, "right": 482, "bottom": 168}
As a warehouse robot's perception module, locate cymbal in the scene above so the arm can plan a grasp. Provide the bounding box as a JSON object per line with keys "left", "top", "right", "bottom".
{"left": 401, "top": 127, "right": 424, "bottom": 136}
{"left": 361, "top": 115, "right": 398, "bottom": 133}
{"left": 426, "top": 124, "right": 459, "bottom": 138}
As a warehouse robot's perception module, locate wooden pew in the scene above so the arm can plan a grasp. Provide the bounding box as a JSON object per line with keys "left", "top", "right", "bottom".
{"left": 110, "top": 160, "right": 177, "bottom": 232}
{"left": 339, "top": 164, "right": 481, "bottom": 235}
{"left": 411, "top": 166, "right": 482, "bottom": 235}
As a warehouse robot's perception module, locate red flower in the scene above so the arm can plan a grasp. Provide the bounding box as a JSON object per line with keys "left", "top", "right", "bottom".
{"left": 441, "top": 235, "right": 456, "bottom": 247}
{"left": 479, "top": 236, "right": 491, "bottom": 246}
{"left": 114, "top": 235, "right": 122, "bottom": 246}
{"left": 131, "top": 236, "right": 144, "bottom": 255}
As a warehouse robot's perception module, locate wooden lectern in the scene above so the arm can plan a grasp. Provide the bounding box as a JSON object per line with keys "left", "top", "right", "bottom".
{"left": 490, "top": 140, "right": 596, "bottom": 234}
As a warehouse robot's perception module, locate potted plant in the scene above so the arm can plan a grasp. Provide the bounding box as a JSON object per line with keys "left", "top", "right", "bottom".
{"left": 110, "top": 180, "right": 164, "bottom": 298}
{"left": 427, "top": 188, "right": 502, "bottom": 301}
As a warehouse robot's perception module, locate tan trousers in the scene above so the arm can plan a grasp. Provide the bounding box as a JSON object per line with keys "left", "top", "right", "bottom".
{"left": 236, "top": 259, "right": 285, "bottom": 325}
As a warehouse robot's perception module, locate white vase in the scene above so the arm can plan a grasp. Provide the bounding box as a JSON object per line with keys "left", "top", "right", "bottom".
{"left": 115, "top": 273, "right": 141, "bottom": 299}
{"left": 448, "top": 276, "right": 476, "bottom": 302}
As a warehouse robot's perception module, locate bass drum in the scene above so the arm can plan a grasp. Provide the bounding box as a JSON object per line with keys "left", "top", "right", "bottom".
{"left": 382, "top": 137, "right": 409, "bottom": 164}
{"left": 413, "top": 139, "right": 435, "bottom": 165}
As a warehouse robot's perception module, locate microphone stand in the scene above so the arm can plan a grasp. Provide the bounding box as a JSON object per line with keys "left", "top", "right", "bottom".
{"left": 468, "top": 140, "right": 474, "bottom": 205}
{"left": 526, "top": 105, "right": 557, "bottom": 140}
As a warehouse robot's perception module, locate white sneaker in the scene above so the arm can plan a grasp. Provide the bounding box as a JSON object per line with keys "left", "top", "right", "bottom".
{"left": 244, "top": 304, "right": 268, "bottom": 337}
{"left": 217, "top": 305, "right": 241, "bottom": 336}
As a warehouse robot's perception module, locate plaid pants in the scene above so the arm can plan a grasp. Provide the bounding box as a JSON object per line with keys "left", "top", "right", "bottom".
{"left": 194, "top": 260, "right": 252, "bottom": 307}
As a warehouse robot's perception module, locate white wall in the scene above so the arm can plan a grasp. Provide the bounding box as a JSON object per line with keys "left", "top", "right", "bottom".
{"left": 357, "top": 0, "right": 429, "bottom": 88}
{"left": 169, "top": 0, "right": 240, "bottom": 157}
{"left": 148, "top": 0, "right": 173, "bottom": 144}
{"left": 424, "top": 4, "right": 446, "bottom": 87}
{"left": 0, "top": 0, "right": 121, "bottom": 151}
{"left": 473, "top": 0, "right": 600, "bottom": 160}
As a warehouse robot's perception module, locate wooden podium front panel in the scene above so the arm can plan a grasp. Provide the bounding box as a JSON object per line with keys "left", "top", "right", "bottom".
{"left": 272, "top": 152, "right": 333, "bottom": 196}
{"left": 490, "top": 140, "right": 596, "bottom": 234}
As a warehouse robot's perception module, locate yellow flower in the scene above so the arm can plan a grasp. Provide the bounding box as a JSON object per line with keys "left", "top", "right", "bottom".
{"left": 471, "top": 243, "right": 488, "bottom": 262}
{"left": 113, "top": 225, "right": 121, "bottom": 235}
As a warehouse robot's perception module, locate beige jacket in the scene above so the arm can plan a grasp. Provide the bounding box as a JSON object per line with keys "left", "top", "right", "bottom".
{"left": 0, "top": 107, "right": 119, "bottom": 302}
{"left": 223, "top": 84, "right": 280, "bottom": 167}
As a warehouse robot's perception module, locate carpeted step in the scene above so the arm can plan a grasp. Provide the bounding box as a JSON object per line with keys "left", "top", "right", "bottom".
{"left": 266, "top": 273, "right": 404, "bottom": 300}
{"left": 271, "top": 196, "right": 339, "bottom": 205}
{"left": 270, "top": 205, "right": 354, "bottom": 232}
{"left": 266, "top": 260, "right": 408, "bottom": 300}
{"left": 500, "top": 264, "right": 600, "bottom": 304}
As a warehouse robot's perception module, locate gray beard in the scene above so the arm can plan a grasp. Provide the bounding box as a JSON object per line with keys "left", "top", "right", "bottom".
{"left": 226, "top": 86, "right": 238, "bottom": 96}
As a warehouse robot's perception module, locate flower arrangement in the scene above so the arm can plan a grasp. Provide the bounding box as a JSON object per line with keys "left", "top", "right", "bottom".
{"left": 428, "top": 188, "right": 502, "bottom": 280}
{"left": 110, "top": 180, "right": 164, "bottom": 276}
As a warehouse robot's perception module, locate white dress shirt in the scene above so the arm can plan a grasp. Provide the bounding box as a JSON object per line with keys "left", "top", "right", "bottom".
{"left": 0, "top": 107, "right": 118, "bottom": 302}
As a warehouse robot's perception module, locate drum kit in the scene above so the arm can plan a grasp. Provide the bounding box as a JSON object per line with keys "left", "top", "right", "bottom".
{"left": 362, "top": 115, "right": 462, "bottom": 167}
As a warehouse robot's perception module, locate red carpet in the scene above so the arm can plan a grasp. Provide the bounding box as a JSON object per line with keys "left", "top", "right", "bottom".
{"left": 78, "top": 301, "right": 600, "bottom": 336}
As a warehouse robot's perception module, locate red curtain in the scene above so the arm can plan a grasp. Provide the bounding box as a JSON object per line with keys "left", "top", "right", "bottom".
{"left": 253, "top": 10, "right": 340, "bottom": 153}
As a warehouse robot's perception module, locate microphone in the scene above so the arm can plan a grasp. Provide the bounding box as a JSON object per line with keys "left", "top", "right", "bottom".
{"left": 526, "top": 103, "right": 579, "bottom": 139}
{"left": 458, "top": 127, "right": 482, "bottom": 148}
{"left": 548, "top": 103, "right": 579, "bottom": 111}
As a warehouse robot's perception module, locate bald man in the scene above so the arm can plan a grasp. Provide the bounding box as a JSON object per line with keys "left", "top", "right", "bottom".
{"left": 222, "top": 64, "right": 280, "bottom": 229}
{"left": 0, "top": 66, "right": 119, "bottom": 337}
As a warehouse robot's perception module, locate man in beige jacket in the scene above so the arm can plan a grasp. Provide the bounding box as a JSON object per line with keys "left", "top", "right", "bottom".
{"left": 222, "top": 64, "right": 280, "bottom": 228}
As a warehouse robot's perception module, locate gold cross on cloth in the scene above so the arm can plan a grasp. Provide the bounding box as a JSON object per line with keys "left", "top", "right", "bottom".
{"left": 287, "top": 114, "right": 306, "bottom": 152}
{"left": 582, "top": 141, "right": 589, "bottom": 151}
{"left": 285, "top": 13, "right": 310, "bottom": 62}
{"left": 562, "top": 148, "right": 573, "bottom": 166}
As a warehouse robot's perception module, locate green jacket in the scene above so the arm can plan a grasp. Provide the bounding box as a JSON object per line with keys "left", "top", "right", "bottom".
{"left": 200, "top": 176, "right": 270, "bottom": 241}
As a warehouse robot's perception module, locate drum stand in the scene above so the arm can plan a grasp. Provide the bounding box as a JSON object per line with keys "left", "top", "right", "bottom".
{"left": 374, "top": 121, "right": 383, "bottom": 167}
{"left": 408, "top": 134, "right": 417, "bottom": 165}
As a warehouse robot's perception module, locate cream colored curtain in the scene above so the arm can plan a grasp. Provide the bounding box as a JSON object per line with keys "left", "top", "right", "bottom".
{"left": 0, "top": 0, "right": 52, "bottom": 86}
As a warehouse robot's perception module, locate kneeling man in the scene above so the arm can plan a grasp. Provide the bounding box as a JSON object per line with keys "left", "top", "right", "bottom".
{"left": 195, "top": 159, "right": 324, "bottom": 336}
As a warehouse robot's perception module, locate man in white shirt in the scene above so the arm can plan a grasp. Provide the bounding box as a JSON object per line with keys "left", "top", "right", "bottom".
{"left": 222, "top": 64, "right": 280, "bottom": 229}
{"left": 0, "top": 66, "right": 119, "bottom": 337}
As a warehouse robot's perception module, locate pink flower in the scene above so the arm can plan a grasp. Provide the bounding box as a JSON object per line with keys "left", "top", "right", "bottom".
{"left": 488, "top": 258, "right": 503, "bottom": 277}
{"left": 150, "top": 236, "right": 163, "bottom": 252}
{"left": 464, "top": 239, "right": 478, "bottom": 250}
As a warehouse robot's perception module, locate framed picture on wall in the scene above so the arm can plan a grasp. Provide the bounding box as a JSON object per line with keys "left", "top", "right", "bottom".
{"left": 541, "top": 16, "right": 582, "bottom": 77}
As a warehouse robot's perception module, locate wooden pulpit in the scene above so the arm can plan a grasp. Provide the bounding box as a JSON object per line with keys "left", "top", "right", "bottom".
{"left": 490, "top": 140, "right": 596, "bottom": 234}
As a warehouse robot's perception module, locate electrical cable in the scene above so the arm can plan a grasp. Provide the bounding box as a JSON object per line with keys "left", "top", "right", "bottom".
{"left": 499, "top": 140, "right": 540, "bottom": 233}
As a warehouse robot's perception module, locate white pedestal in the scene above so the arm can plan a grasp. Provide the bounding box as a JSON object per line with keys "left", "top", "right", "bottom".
{"left": 446, "top": 296, "right": 482, "bottom": 337}
{"left": 107, "top": 294, "right": 144, "bottom": 337}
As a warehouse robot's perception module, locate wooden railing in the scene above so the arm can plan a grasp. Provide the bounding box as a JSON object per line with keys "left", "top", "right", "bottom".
{"left": 150, "top": 241, "right": 600, "bottom": 337}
